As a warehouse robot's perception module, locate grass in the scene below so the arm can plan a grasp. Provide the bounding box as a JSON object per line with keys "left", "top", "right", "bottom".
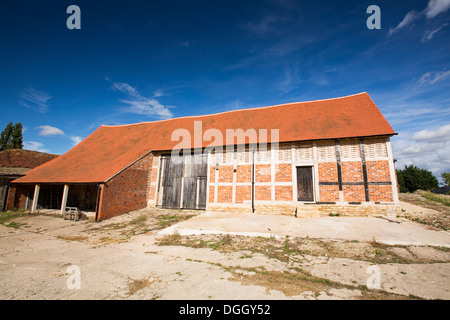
{"left": 157, "top": 233, "right": 444, "bottom": 265}
{"left": 57, "top": 235, "right": 89, "bottom": 242}
{"left": 5, "top": 221, "right": 22, "bottom": 229}
{"left": 0, "top": 210, "right": 26, "bottom": 224}
{"left": 329, "top": 213, "right": 340, "bottom": 217}
{"left": 421, "top": 191, "right": 450, "bottom": 207}
{"left": 157, "top": 214, "right": 193, "bottom": 228}
{"left": 209, "top": 262, "right": 419, "bottom": 300}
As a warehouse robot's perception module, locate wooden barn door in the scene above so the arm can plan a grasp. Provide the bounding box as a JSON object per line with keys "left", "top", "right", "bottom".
{"left": 0, "top": 179, "right": 8, "bottom": 211}
{"left": 296, "top": 166, "right": 314, "bottom": 202}
{"left": 161, "top": 153, "right": 208, "bottom": 210}
{"left": 161, "top": 156, "right": 184, "bottom": 209}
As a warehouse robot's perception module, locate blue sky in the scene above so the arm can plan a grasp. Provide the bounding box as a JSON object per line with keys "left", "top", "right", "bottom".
{"left": 0, "top": 0, "right": 449, "bottom": 180}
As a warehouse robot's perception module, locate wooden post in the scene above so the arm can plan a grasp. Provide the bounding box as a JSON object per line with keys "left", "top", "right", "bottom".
{"left": 335, "top": 140, "right": 344, "bottom": 204}
{"left": 386, "top": 137, "right": 399, "bottom": 204}
{"left": 31, "top": 184, "right": 40, "bottom": 213}
{"left": 60, "top": 184, "right": 69, "bottom": 215}
{"left": 359, "top": 139, "right": 370, "bottom": 202}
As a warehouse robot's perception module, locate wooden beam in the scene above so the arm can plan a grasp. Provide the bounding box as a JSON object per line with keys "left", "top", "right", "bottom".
{"left": 359, "top": 139, "right": 370, "bottom": 202}
{"left": 31, "top": 184, "right": 40, "bottom": 213}
{"left": 334, "top": 141, "right": 343, "bottom": 191}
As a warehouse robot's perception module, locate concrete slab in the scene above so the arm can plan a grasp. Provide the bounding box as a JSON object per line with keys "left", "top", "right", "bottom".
{"left": 157, "top": 212, "right": 450, "bottom": 248}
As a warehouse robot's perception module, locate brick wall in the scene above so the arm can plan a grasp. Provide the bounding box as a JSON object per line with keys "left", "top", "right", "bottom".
{"left": 275, "top": 164, "right": 292, "bottom": 182}
{"left": 218, "top": 166, "right": 233, "bottom": 183}
{"left": 255, "top": 185, "right": 271, "bottom": 201}
{"left": 319, "top": 185, "right": 340, "bottom": 202}
{"left": 255, "top": 165, "right": 271, "bottom": 182}
{"left": 341, "top": 161, "right": 364, "bottom": 182}
{"left": 343, "top": 185, "right": 366, "bottom": 202}
{"left": 369, "top": 185, "right": 394, "bottom": 202}
{"left": 209, "top": 186, "right": 215, "bottom": 203}
{"left": 236, "top": 185, "right": 251, "bottom": 203}
{"left": 367, "top": 160, "right": 391, "bottom": 182}
{"left": 236, "top": 165, "right": 251, "bottom": 182}
{"left": 5, "top": 184, "right": 34, "bottom": 210}
{"left": 275, "top": 186, "right": 293, "bottom": 201}
{"left": 318, "top": 162, "right": 338, "bottom": 182}
{"left": 203, "top": 138, "right": 395, "bottom": 211}
{"left": 217, "top": 186, "right": 232, "bottom": 203}
{"left": 97, "top": 153, "right": 153, "bottom": 221}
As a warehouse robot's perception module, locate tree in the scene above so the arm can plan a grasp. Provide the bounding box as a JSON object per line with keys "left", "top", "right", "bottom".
{"left": 0, "top": 122, "right": 23, "bottom": 151}
{"left": 397, "top": 165, "right": 439, "bottom": 193}
{"left": 0, "top": 122, "right": 13, "bottom": 151}
{"left": 11, "top": 122, "right": 23, "bottom": 149}
{"left": 442, "top": 172, "right": 450, "bottom": 186}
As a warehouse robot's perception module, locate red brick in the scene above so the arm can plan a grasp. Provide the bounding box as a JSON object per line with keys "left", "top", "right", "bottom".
{"left": 275, "top": 186, "right": 293, "bottom": 201}
{"left": 218, "top": 166, "right": 233, "bottom": 183}
{"left": 236, "top": 185, "right": 251, "bottom": 203}
{"left": 275, "top": 164, "right": 292, "bottom": 182}
{"left": 255, "top": 185, "right": 271, "bottom": 201}
{"left": 217, "top": 186, "right": 233, "bottom": 203}
{"left": 341, "top": 161, "right": 363, "bottom": 182}
{"left": 236, "top": 165, "right": 252, "bottom": 183}
{"left": 255, "top": 165, "right": 271, "bottom": 183}
{"left": 319, "top": 185, "right": 339, "bottom": 202}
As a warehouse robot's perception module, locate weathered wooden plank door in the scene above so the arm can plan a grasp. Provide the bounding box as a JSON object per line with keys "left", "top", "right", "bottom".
{"left": 197, "top": 176, "right": 207, "bottom": 210}
{"left": 0, "top": 179, "right": 8, "bottom": 211}
{"left": 296, "top": 166, "right": 314, "bottom": 201}
{"left": 161, "top": 156, "right": 184, "bottom": 209}
{"left": 182, "top": 153, "right": 208, "bottom": 209}
{"left": 161, "top": 153, "right": 208, "bottom": 210}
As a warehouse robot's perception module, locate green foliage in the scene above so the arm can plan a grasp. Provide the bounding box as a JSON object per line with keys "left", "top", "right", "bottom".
{"left": 0, "top": 122, "right": 13, "bottom": 151}
{"left": 441, "top": 172, "right": 450, "bottom": 186}
{"left": 421, "top": 191, "right": 450, "bottom": 207}
{"left": 397, "top": 165, "right": 439, "bottom": 193}
{"left": 0, "top": 122, "right": 23, "bottom": 151}
{"left": 11, "top": 122, "right": 23, "bottom": 149}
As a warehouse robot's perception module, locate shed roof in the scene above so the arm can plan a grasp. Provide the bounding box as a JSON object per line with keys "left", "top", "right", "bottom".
{"left": 0, "top": 149, "right": 58, "bottom": 176}
{"left": 12, "top": 92, "right": 396, "bottom": 184}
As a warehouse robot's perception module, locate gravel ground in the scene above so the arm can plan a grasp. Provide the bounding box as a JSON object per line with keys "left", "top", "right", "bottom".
{"left": 0, "top": 207, "right": 449, "bottom": 300}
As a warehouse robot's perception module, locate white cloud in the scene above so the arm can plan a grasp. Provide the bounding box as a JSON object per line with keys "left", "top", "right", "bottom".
{"left": 421, "top": 23, "right": 448, "bottom": 42}
{"left": 118, "top": 98, "right": 173, "bottom": 118}
{"left": 110, "top": 81, "right": 173, "bottom": 119}
{"left": 70, "top": 136, "right": 83, "bottom": 146}
{"left": 111, "top": 82, "right": 140, "bottom": 98}
{"left": 412, "top": 124, "right": 450, "bottom": 141}
{"left": 425, "top": 0, "right": 450, "bottom": 19}
{"left": 417, "top": 69, "right": 450, "bottom": 85}
{"left": 388, "top": 1, "right": 450, "bottom": 39}
{"left": 246, "top": 14, "right": 282, "bottom": 35}
{"left": 18, "top": 88, "right": 52, "bottom": 113}
{"left": 153, "top": 89, "right": 164, "bottom": 98}
{"left": 37, "top": 125, "right": 65, "bottom": 136}
{"left": 23, "top": 141, "right": 49, "bottom": 153}
{"left": 392, "top": 124, "right": 450, "bottom": 179}
{"left": 388, "top": 11, "right": 419, "bottom": 37}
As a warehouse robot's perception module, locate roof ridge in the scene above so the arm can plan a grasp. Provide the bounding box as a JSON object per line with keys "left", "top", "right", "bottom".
{"left": 101, "top": 92, "right": 369, "bottom": 128}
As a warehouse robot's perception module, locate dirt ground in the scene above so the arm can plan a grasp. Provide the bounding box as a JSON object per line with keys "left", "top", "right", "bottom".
{"left": 0, "top": 205, "right": 449, "bottom": 300}
{"left": 398, "top": 191, "right": 450, "bottom": 230}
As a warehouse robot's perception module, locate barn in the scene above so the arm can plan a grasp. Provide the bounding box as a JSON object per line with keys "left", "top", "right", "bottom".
{"left": 0, "top": 149, "right": 57, "bottom": 211}
{"left": 6, "top": 92, "right": 399, "bottom": 220}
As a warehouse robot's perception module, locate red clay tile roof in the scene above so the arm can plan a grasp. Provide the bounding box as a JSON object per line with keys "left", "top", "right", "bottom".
{"left": 13, "top": 92, "right": 396, "bottom": 184}
{"left": 0, "top": 149, "right": 58, "bottom": 176}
